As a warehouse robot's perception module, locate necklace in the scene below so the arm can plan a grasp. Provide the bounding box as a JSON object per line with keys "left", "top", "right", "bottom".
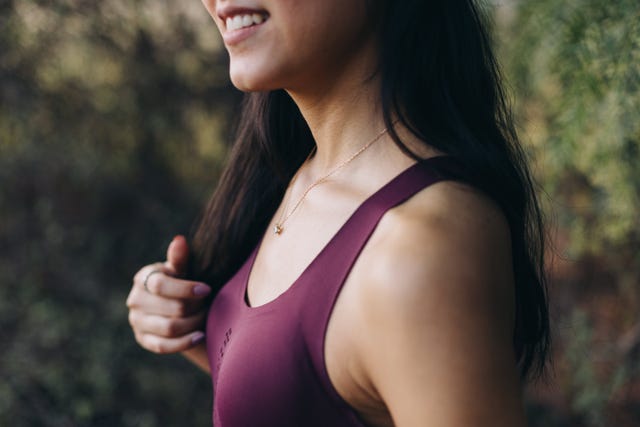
{"left": 273, "top": 127, "right": 389, "bottom": 235}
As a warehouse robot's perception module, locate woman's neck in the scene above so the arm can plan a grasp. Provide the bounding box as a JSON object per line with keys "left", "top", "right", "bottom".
{"left": 285, "top": 44, "right": 388, "bottom": 174}
{"left": 297, "top": 90, "right": 385, "bottom": 169}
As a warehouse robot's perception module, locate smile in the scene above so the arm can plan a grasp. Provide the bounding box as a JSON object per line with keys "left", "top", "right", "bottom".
{"left": 225, "top": 13, "right": 268, "bottom": 32}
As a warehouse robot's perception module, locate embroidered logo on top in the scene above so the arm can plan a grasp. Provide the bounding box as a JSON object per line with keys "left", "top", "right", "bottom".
{"left": 215, "top": 327, "right": 233, "bottom": 380}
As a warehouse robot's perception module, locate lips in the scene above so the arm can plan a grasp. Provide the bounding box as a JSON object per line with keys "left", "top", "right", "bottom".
{"left": 217, "top": 6, "right": 269, "bottom": 46}
{"left": 225, "top": 13, "right": 267, "bottom": 31}
{"left": 218, "top": 6, "right": 269, "bottom": 30}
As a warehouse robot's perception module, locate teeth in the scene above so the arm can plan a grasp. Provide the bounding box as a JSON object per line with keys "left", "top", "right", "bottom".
{"left": 252, "top": 13, "right": 264, "bottom": 24}
{"left": 225, "top": 13, "right": 267, "bottom": 31}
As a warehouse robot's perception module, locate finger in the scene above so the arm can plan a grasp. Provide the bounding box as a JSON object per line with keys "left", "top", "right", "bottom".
{"left": 140, "top": 272, "right": 211, "bottom": 299}
{"left": 165, "top": 235, "right": 190, "bottom": 277}
{"left": 133, "top": 262, "right": 170, "bottom": 285}
{"left": 129, "top": 310, "right": 206, "bottom": 338}
{"left": 128, "top": 290, "right": 205, "bottom": 317}
{"left": 127, "top": 263, "right": 169, "bottom": 308}
{"left": 135, "top": 331, "right": 206, "bottom": 354}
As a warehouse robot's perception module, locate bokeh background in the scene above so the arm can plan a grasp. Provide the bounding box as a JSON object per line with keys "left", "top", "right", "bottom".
{"left": 1, "top": 0, "right": 638, "bottom": 426}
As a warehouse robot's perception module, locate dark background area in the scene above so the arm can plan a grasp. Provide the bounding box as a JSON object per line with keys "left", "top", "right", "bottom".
{"left": 1, "top": 0, "right": 638, "bottom": 426}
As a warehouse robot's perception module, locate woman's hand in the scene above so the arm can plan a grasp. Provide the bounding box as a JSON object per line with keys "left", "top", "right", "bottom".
{"left": 126, "top": 236, "right": 212, "bottom": 354}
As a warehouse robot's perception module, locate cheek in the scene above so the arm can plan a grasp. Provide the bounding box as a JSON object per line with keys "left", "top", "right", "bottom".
{"left": 295, "top": 2, "right": 370, "bottom": 55}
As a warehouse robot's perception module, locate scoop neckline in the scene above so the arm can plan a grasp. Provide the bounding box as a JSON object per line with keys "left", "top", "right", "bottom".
{"left": 240, "top": 156, "right": 450, "bottom": 312}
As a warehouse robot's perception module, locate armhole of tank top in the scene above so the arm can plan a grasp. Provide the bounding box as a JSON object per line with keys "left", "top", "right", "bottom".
{"left": 313, "top": 156, "right": 470, "bottom": 426}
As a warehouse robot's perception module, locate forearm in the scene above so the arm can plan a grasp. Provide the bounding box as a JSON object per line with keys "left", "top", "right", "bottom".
{"left": 181, "top": 343, "right": 211, "bottom": 374}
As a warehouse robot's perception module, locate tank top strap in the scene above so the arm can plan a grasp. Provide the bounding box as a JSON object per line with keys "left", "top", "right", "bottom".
{"left": 299, "top": 155, "right": 465, "bottom": 413}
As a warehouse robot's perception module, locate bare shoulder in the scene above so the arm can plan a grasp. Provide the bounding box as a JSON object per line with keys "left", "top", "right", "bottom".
{"left": 359, "top": 180, "right": 514, "bottom": 315}
{"left": 346, "top": 180, "right": 524, "bottom": 425}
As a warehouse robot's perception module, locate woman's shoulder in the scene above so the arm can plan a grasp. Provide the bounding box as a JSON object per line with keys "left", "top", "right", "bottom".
{"left": 341, "top": 174, "right": 525, "bottom": 427}
{"left": 372, "top": 177, "right": 510, "bottom": 279}
{"left": 349, "top": 177, "right": 515, "bottom": 332}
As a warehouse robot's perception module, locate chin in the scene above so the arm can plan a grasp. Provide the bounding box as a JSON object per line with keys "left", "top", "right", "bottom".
{"left": 230, "top": 75, "right": 270, "bottom": 92}
{"left": 228, "top": 62, "right": 274, "bottom": 92}
{"left": 228, "top": 54, "right": 296, "bottom": 92}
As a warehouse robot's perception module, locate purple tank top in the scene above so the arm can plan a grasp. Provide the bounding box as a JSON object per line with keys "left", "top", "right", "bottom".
{"left": 205, "top": 157, "right": 462, "bottom": 427}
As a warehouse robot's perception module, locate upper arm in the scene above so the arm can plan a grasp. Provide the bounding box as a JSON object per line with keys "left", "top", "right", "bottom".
{"left": 354, "top": 182, "right": 525, "bottom": 427}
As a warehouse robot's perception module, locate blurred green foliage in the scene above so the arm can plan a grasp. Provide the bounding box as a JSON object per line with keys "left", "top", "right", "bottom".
{"left": 506, "top": 0, "right": 640, "bottom": 256}
{"left": 503, "top": 1, "right": 640, "bottom": 426}
{"left": 1, "top": 0, "right": 239, "bottom": 425}
{"left": 1, "top": 0, "right": 639, "bottom": 426}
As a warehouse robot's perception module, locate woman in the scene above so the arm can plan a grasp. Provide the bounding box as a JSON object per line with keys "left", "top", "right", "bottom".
{"left": 126, "top": 0, "right": 549, "bottom": 425}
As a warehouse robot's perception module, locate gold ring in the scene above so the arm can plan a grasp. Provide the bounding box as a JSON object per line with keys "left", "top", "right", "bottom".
{"left": 143, "top": 269, "right": 163, "bottom": 293}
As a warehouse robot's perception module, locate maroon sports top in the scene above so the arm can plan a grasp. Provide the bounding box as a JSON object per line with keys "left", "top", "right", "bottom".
{"left": 205, "top": 156, "right": 463, "bottom": 427}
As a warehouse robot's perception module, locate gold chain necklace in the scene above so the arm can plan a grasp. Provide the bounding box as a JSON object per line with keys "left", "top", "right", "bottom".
{"left": 273, "top": 127, "right": 389, "bottom": 235}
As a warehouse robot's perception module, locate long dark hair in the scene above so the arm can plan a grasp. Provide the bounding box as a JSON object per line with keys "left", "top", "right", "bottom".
{"left": 190, "top": 0, "right": 549, "bottom": 380}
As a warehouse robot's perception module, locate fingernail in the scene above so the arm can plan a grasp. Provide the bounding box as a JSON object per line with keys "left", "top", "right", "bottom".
{"left": 191, "top": 332, "right": 205, "bottom": 345}
{"left": 193, "top": 284, "right": 211, "bottom": 296}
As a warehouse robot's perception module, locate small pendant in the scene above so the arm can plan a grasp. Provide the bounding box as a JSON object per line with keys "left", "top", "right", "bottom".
{"left": 274, "top": 224, "right": 283, "bottom": 235}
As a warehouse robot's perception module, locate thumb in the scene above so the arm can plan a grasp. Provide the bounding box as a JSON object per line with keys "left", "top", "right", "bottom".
{"left": 165, "top": 235, "right": 190, "bottom": 277}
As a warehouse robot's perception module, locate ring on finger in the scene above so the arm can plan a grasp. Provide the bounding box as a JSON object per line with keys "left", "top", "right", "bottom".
{"left": 143, "top": 269, "right": 164, "bottom": 293}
